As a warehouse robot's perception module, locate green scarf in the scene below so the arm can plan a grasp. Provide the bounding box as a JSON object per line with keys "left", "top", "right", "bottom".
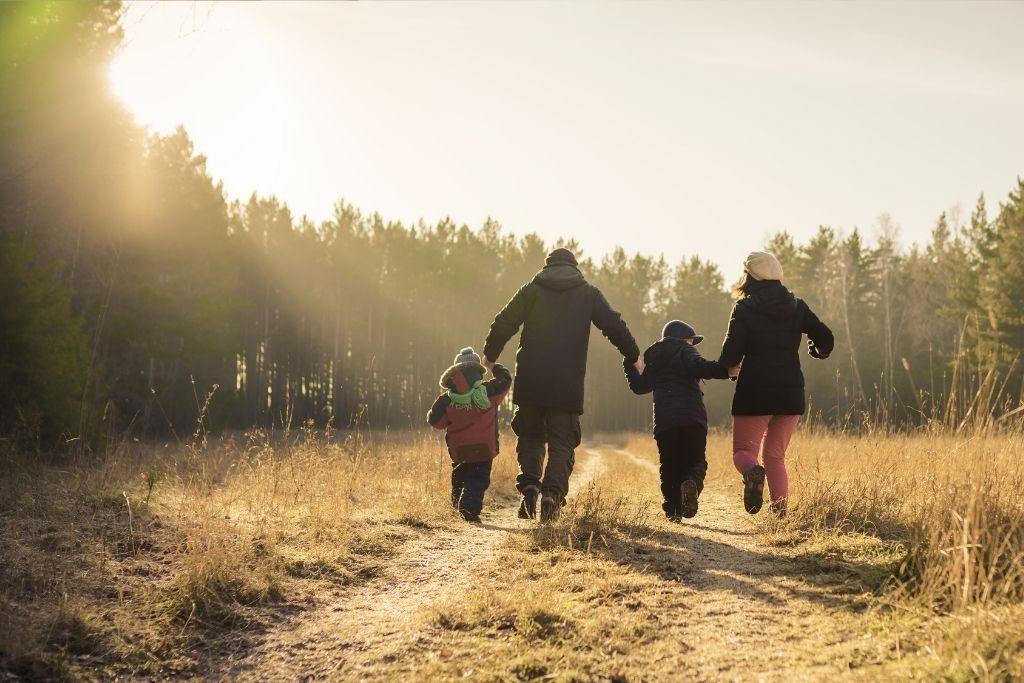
{"left": 448, "top": 380, "right": 490, "bottom": 410}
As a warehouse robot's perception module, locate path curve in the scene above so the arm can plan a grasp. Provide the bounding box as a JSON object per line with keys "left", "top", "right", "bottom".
{"left": 607, "top": 447, "right": 880, "bottom": 681}
{"left": 224, "top": 449, "right": 607, "bottom": 680}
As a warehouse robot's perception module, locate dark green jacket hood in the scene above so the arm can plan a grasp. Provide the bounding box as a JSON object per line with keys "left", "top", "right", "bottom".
{"left": 532, "top": 263, "right": 586, "bottom": 291}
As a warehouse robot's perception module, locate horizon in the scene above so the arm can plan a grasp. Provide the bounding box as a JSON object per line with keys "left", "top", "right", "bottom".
{"left": 108, "top": 1, "right": 1024, "bottom": 281}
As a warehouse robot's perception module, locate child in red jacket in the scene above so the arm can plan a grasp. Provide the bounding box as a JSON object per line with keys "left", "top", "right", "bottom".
{"left": 427, "top": 347, "right": 512, "bottom": 522}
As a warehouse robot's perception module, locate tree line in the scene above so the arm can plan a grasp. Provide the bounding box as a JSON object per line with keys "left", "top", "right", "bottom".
{"left": 3, "top": 2, "right": 1023, "bottom": 449}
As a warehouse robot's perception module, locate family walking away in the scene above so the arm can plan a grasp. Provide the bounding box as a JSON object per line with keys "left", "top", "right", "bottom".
{"left": 427, "top": 247, "right": 833, "bottom": 524}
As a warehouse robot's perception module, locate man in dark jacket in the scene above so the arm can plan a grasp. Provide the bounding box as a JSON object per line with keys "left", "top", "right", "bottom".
{"left": 482, "top": 248, "right": 640, "bottom": 522}
{"left": 624, "top": 320, "right": 730, "bottom": 520}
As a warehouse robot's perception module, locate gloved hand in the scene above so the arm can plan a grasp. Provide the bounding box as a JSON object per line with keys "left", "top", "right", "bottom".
{"left": 808, "top": 340, "right": 829, "bottom": 359}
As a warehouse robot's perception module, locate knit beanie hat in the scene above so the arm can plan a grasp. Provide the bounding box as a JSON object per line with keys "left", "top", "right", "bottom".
{"left": 744, "top": 251, "right": 784, "bottom": 281}
{"left": 454, "top": 346, "right": 481, "bottom": 365}
{"left": 662, "top": 320, "right": 703, "bottom": 345}
{"left": 545, "top": 248, "right": 578, "bottom": 267}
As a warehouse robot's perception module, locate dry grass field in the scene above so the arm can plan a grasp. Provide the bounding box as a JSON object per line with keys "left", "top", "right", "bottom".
{"left": 3, "top": 426, "right": 1024, "bottom": 681}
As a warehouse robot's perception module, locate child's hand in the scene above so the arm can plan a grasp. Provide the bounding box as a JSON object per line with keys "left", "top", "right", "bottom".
{"left": 728, "top": 364, "right": 741, "bottom": 380}
{"left": 482, "top": 357, "right": 495, "bottom": 372}
{"left": 634, "top": 358, "right": 645, "bottom": 373}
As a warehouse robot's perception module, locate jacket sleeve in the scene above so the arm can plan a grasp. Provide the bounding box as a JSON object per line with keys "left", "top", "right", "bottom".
{"left": 801, "top": 301, "right": 835, "bottom": 359}
{"left": 591, "top": 287, "right": 641, "bottom": 362}
{"left": 718, "top": 304, "right": 747, "bottom": 368}
{"left": 623, "top": 357, "right": 653, "bottom": 394}
{"left": 484, "top": 363, "right": 512, "bottom": 403}
{"left": 682, "top": 347, "right": 730, "bottom": 380}
{"left": 483, "top": 285, "right": 530, "bottom": 361}
{"left": 427, "top": 394, "right": 451, "bottom": 429}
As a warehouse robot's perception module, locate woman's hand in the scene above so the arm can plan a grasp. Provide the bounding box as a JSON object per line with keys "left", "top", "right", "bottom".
{"left": 634, "top": 357, "right": 645, "bottom": 373}
{"left": 728, "top": 364, "right": 741, "bottom": 380}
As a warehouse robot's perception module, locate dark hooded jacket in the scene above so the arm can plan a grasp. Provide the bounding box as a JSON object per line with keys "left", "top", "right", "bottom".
{"left": 624, "top": 337, "right": 729, "bottom": 434}
{"left": 483, "top": 263, "right": 639, "bottom": 414}
{"left": 718, "top": 280, "right": 834, "bottom": 416}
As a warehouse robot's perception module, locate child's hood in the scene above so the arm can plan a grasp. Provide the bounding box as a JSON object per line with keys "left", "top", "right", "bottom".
{"left": 642, "top": 337, "right": 689, "bottom": 370}
{"left": 439, "top": 362, "right": 485, "bottom": 392}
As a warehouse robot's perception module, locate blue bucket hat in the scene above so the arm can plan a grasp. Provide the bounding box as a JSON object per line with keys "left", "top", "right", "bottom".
{"left": 662, "top": 320, "right": 703, "bottom": 345}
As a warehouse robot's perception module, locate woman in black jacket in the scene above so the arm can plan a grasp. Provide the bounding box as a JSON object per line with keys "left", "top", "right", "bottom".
{"left": 719, "top": 252, "right": 834, "bottom": 516}
{"left": 624, "top": 320, "right": 731, "bottom": 521}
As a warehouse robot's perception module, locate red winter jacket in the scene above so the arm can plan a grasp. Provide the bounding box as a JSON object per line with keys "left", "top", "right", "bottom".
{"left": 427, "top": 363, "right": 511, "bottom": 463}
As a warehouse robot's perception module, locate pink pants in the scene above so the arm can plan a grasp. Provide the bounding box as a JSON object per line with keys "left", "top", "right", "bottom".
{"left": 732, "top": 415, "right": 800, "bottom": 507}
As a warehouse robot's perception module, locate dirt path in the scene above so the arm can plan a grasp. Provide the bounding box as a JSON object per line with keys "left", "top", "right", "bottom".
{"left": 222, "top": 449, "right": 607, "bottom": 681}
{"left": 610, "top": 447, "right": 885, "bottom": 680}
{"left": 216, "top": 447, "right": 887, "bottom": 681}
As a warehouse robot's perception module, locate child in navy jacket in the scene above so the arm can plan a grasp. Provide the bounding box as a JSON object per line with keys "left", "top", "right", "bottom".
{"left": 624, "top": 321, "right": 730, "bottom": 521}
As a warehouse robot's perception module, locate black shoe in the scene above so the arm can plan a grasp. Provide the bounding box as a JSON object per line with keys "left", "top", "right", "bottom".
{"left": 743, "top": 465, "right": 766, "bottom": 515}
{"left": 540, "top": 494, "right": 559, "bottom": 523}
{"left": 770, "top": 501, "right": 787, "bottom": 518}
{"left": 665, "top": 511, "right": 682, "bottom": 523}
{"left": 460, "top": 510, "right": 481, "bottom": 523}
{"left": 680, "top": 480, "right": 699, "bottom": 519}
{"left": 518, "top": 485, "right": 540, "bottom": 520}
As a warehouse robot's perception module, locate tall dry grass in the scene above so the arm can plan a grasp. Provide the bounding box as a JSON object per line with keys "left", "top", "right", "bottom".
{"left": 0, "top": 427, "right": 516, "bottom": 677}
{"left": 622, "top": 423, "right": 1024, "bottom": 676}
{"left": 779, "top": 431, "right": 1024, "bottom": 611}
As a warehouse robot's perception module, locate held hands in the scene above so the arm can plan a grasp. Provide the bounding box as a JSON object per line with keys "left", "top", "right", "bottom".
{"left": 482, "top": 357, "right": 496, "bottom": 372}
{"left": 728, "top": 364, "right": 741, "bottom": 381}
{"left": 634, "top": 357, "right": 645, "bottom": 373}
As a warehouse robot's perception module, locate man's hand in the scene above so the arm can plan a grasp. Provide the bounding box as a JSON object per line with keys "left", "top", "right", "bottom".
{"left": 633, "top": 357, "right": 645, "bottom": 373}
{"left": 482, "top": 357, "right": 495, "bottom": 372}
{"left": 728, "top": 364, "right": 741, "bottom": 381}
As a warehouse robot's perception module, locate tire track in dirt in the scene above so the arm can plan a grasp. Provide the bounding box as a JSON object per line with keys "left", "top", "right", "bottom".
{"left": 609, "top": 448, "right": 884, "bottom": 680}
{"left": 221, "top": 448, "right": 607, "bottom": 681}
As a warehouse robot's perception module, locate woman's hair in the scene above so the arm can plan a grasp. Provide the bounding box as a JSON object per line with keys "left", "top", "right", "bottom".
{"left": 731, "top": 271, "right": 757, "bottom": 300}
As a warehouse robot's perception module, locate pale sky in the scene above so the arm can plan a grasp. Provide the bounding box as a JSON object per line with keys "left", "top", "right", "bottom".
{"left": 110, "top": 1, "right": 1024, "bottom": 281}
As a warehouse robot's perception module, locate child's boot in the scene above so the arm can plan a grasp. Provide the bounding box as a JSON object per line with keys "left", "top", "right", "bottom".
{"left": 662, "top": 498, "right": 682, "bottom": 523}
{"left": 680, "top": 479, "right": 699, "bottom": 519}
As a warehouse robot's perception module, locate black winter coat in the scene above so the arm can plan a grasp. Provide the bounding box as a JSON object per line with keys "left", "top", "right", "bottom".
{"left": 718, "top": 280, "right": 834, "bottom": 416}
{"left": 483, "top": 263, "right": 640, "bottom": 414}
{"left": 624, "top": 338, "right": 729, "bottom": 434}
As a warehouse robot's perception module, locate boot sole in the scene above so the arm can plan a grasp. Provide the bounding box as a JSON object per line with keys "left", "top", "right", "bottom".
{"left": 680, "top": 480, "right": 699, "bottom": 519}
{"left": 743, "top": 465, "right": 766, "bottom": 514}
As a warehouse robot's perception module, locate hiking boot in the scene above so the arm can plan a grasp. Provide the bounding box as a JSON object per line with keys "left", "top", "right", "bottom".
{"left": 770, "top": 501, "right": 787, "bottom": 518}
{"left": 540, "top": 494, "right": 560, "bottom": 523}
{"left": 460, "top": 510, "right": 481, "bottom": 523}
{"left": 517, "top": 485, "right": 540, "bottom": 520}
{"left": 680, "top": 480, "right": 699, "bottom": 519}
{"left": 743, "top": 465, "right": 766, "bottom": 515}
